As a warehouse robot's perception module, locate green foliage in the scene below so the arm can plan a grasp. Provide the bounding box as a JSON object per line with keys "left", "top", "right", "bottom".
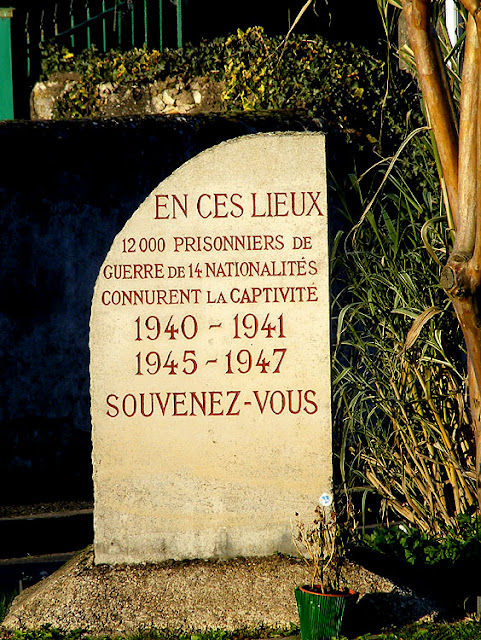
{"left": 5, "top": 622, "right": 481, "bottom": 640}
{"left": 4, "top": 622, "right": 481, "bottom": 640}
{"left": 362, "top": 514, "right": 481, "bottom": 567}
{"left": 369, "top": 620, "right": 481, "bottom": 640}
{"left": 0, "top": 590, "right": 17, "bottom": 624}
{"left": 2, "top": 626, "right": 298, "bottom": 640}
{"left": 40, "top": 27, "right": 421, "bottom": 156}
{"left": 8, "top": 626, "right": 86, "bottom": 640}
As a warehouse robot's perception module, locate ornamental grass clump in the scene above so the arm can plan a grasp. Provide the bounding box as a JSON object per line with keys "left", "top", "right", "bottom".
{"left": 332, "top": 129, "right": 476, "bottom": 536}
{"left": 332, "top": 0, "right": 479, "bottom": 537}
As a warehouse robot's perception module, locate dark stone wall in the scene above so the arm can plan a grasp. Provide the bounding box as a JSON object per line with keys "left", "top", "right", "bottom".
{"left": 0, "top": 113, "right": 325, "bottom": 504}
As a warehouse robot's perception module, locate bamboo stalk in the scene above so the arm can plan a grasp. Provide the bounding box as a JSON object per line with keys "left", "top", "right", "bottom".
{"left": 402, "top": 0, "right": 459, "bottom": 223}
{"left": 453, "top": 15, "right": 478, "bottom": 257}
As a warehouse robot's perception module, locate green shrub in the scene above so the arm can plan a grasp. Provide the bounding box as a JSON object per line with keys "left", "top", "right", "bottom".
{"left": 40, "top": 27, "right": 422, "bottom": 156}
{"left": 362, "top": 514, "right": 481, "bottom": 567}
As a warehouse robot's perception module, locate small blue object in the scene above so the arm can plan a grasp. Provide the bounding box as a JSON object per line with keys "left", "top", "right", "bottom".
{"left": 319, "top": 492, "right": 332, "bottom": 507}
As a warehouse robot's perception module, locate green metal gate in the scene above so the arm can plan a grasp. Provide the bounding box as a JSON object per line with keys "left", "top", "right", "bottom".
{"left": 8, "top": 0, "right": 183, "bottom": 119}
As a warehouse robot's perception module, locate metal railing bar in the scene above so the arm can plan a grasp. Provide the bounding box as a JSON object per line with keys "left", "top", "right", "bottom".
{"left": 53, "top": 3, "right": 58, "bottom": 36}
{"left": 86, "top": 0, "right": 91, "bottom": 49}
{"left": 130, "top": 0, "right": 134, "bottom": 48}
{"left": 143, "top": 0, "right": 147, "bottom": 47}
{"left": 25, "top": 11, "right": 30, "bottom": 77}
{"left": 50, "top": 2, "right": 128, "bottom": 42}
{"left": 117, "top": 1, "right": 122, "bottom": 47}
{"left": 176, "top": 0, "right": 182, "bottom": 48}
{"left": 69, "top": 0, "right": 75, "bottom": 48}
{"left": 159, "top": 0, "right": 163, "bottom": 50}
{"left": 102, "top": 0, "right": 107, "bottom": 51}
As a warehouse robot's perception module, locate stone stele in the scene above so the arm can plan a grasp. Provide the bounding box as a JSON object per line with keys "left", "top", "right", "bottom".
{"left": 90, "top": 132, "right": 331, "bottom": 564}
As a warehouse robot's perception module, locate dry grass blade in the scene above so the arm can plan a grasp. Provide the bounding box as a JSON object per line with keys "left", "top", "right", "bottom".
{"left": 348, "top": 126, "right": 430, "bottom": 245}
{"left": 277, "top": 0, "right": 314, "bottom": 57}
{"left": 402, "top": 306, "right": 442, "bottom": 353}
{"left": 421, "top": 216, "right": 449, "bottom": 267}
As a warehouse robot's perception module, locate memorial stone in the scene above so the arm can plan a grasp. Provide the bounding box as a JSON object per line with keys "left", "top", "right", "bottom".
{"left": 90, "top": 132, "right": 332, "bottom": 564}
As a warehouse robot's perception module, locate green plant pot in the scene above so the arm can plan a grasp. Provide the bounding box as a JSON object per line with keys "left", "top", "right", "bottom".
{"left": 295, "top": 585, "right": 357, "bottom": 640}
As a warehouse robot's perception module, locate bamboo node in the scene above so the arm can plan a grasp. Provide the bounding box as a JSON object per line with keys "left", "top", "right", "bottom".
{"left": 440, "top": 265, "right": 455, "bottom": 290}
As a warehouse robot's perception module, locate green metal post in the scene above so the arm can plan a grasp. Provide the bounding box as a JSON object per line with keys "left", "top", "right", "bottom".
{"left": 0, "top": 8, "right": 14, "bottom": 120}
{"left": 70, "top": 0, "right": 75, "bottom": 48}
{"left": 86, "top": 0, "right": 91, "bottom": 48}
{"left": 144, "top": 0, "right": 147, "bottom": 47}
{"left": 159, "top": 0, "right": 162, "bottom": 50}
{"left": 102, "top": 0, "right": 106, "bottom": 51}
{"left": 40, "top": 9, "right": 44, "bottom": 43}
{"left": 117, "top": 2, "right": 122, "bottom": 47}
{"left": 25, "top": 11, "right": 30, "bottom": 78}
{"left": 131, "top": 0, "right": 135, "bottom": 48}
{"left": 176, "top": 0, "right": 182, "bottom": 48}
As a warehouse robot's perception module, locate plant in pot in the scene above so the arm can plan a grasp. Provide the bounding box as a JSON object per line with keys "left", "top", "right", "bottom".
{"left": 293, "top": 502, "right": 357, "bottom": 640}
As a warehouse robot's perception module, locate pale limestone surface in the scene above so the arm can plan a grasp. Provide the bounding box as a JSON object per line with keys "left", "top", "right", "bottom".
{"left": 90, "top": 133, "right": 331, "bottom": 564}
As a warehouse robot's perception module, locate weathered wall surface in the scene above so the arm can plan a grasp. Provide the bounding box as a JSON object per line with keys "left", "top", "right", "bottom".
{"left": 0, "top": 114, "right": 325, "bottom": 504}
{"left": 30, "top": 73, "right": 224, "bottom": 120}
{"left": 30, "top": 76, "right": 225, "bottom": 120}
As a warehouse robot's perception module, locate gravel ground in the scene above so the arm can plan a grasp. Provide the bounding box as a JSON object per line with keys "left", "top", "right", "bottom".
{"left": 1, "top": 546, "right": 441, "bottom": 638}
{"left": 0, "top": 502, "right": 93, "bottom": 519}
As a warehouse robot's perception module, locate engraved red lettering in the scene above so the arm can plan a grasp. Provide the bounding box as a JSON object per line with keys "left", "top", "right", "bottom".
{"left": 306, "top": 192, "right": 323, "bottom": 215}
{"left": 270, "top": 390, "right": 286, "bottom": 414}
{"left": 304, "top": 390, "right": 318, "bottom": 414}
{"left": 214, "top": 193, "right": 228, "bottom": 218}
{"left": 154, "top": 392, "right": 171, "bottom": 415}
{"left": 274, "top": 192, "right": 288, "bottom": 216}
{"left": 155, "top": 194, "right": 169, "bottom": 219}
{"left": 251, "top": 192, "right": 265, "bottom": 217}
{"left": 253, "top": 390, "right": 270, "bottom": 414}
{"left": 226, "top": 390, "right": 241, "bottom": 416}
{"left": 190, "top": 391, "right": 207, "bottom": 415}
{"left": 155, "top": 194, "right": 188, "bottom": 219}
{"left": 122, "top": 394, "right": 136, "bottom": 417}
{"left": 231, "top": 193, "right": 244, "bottom": 217}
{"left": 291, "top": 191, "right": 306, "bottom": 216}
{"left": 173, "top": 392, "right": 188, "bottom": 416}
{"left": 287, "top": 390, "right": 302, "bottom": 414}
{"left": 172, "top": 194, "right": 188, "bottom": 218}
{"left": 106, "top": 394, "right": 119, "bottom": 417}
{"left": 197, "top": 193, "right": 211, "bottom": 218}
{"left": 140, "top": 393, "right": 154, "bottom": 417}
{"left": 133, "top": 264, "right": 143, "bottom": 278}
{"left": 209, "top": 391, "right": 223, "bottom": 416}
